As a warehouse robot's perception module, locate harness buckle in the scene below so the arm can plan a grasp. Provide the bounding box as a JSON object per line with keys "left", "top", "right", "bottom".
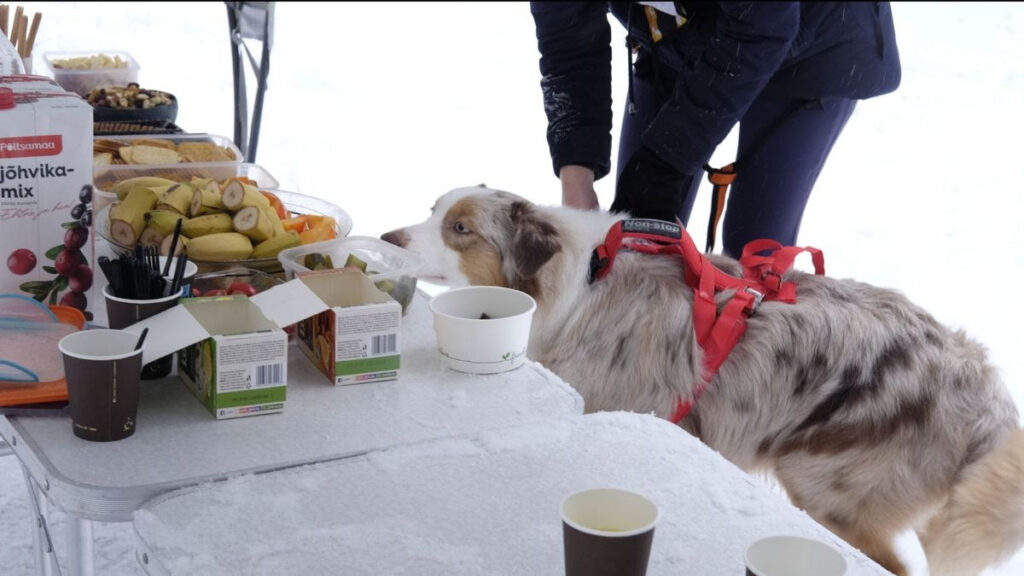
{"left": 742, "top": 286, "right": 764, "bottom": 316}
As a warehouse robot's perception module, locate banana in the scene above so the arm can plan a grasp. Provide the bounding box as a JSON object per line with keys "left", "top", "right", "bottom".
{"left": 221, "top": 179, "right": 270, "bottom": 211}
{"left": 259, "top": 203, "right": 287, "bottom": 238}
{"left": 160, "top": 233, "right": 188, "bottom": 257}
{"left": 232, "top": 206, "right": 274, "bottom": 243}
{"left": 145, "top": 210, "right": 185, "bottom": 237}
{"left": 189, "top": 180, "right": 224, "bottom": 217}
{"left": 185, "top": 232, "right": 254, "bottom": 261}
{"left": 138, "top": 226, "right": 165, "bottom": 247}
{"left": 251, "top": 230, "right": 302, "bottom": 259}
{"left": 155, "top": 182, "right": 195, "bottom": 215}
{"left": 110, "top": 176, "right": 179, "bottom": 201}
{"left": 181, "top": 212, "right": 235, "bottom": 238}
{"left": 108, "top": 187, "right": 159, "bottom": 247}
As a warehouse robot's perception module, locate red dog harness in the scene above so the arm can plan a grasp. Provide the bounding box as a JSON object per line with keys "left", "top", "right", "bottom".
{"left": 587, "top": 219, "right": 825, "bottom": 424}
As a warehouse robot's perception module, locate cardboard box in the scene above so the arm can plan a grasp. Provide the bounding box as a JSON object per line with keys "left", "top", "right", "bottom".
{"left": 295, "top": 270, "right": 402, "bottom": 385}
{"left": 0, "top": 81, "right": 95, "bottom": 319}
{"left": 123, "top": 268, "right": 403, "bottom": 419}
{"left": 176, "top": 297, "right": 288, "bottom": 419}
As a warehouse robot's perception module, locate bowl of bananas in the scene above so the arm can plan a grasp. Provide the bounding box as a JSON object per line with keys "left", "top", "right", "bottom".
{"left": 96, "top": 180, "right": 353, "bottom": 278}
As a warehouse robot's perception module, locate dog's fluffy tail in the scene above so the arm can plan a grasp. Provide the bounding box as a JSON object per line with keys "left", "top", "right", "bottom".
{"left": 921, "top": 428, "right": 1024, "bottom": 576}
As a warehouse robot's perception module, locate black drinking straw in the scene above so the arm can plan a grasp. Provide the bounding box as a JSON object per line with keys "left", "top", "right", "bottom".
{"left": 162, "top": 218, "right": 182, "bottom": 276}
{"left": 134, "top": 327, "right": 149, "bottom": 352}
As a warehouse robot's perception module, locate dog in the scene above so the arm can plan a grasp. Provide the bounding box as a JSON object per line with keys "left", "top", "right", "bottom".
{"left": 381, "top": 185, "right": 1024, "bottom": 576}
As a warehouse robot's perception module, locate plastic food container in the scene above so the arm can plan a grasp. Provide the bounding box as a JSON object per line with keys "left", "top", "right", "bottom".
{"left": 278, "top": 236, "right": 423, "bottom": 315}
{"left": 188, "top": 268, "right": 283, "bottom": 298}
{"left": 93, "top": 133, "right": 244, "bottom": 166}
{"left": 43, "top": 50, "right": 140, "bottom": 96}
{"left": 92, "top": 161, "right": 280, "bottom": 212}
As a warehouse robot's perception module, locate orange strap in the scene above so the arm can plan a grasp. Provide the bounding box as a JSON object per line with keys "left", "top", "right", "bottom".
{"left": 704, "top": 162, "right": 737, "bottom": 253}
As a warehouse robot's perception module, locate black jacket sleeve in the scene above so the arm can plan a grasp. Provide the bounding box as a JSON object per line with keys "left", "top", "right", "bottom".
{"left": 531, "top": 2, "right": 614, "bottom": 180}
{"left": 644, "top": 2, "right": 801, "bottom": 176}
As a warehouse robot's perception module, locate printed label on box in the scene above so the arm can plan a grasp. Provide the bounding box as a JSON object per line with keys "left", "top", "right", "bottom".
{"left": 0, "top": 83, "right": 95, "bottom": 318}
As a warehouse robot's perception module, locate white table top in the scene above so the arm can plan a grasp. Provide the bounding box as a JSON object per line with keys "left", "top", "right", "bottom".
{"left": 0, "top": 290, "right": 583, "bottom": 521}
{"left": 132, "top": 411, "right": 890, "bottom": 576}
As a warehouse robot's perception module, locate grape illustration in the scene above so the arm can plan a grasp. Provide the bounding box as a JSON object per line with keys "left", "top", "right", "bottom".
{"left": 79, "top": 184, "right": 93, "bottom": 204}
{"left": 7, "top": 248, "right": 37, "bottom": 275}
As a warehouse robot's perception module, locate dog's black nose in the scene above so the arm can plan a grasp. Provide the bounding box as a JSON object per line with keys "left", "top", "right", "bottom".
{"left": 380, "top": 230, "right": 408, "bottom": 247}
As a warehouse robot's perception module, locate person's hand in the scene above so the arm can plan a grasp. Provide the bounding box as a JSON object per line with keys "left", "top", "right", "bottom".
{"left": 612, "top": 146, "right": 692, "bottom": 222}
{"left": 559, "top": 164, "right": 599, "bottom": 210}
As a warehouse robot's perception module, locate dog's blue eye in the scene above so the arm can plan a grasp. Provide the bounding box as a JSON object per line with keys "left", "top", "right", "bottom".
{"left": 454, "top": 222, "right": 470, "bottom": 234}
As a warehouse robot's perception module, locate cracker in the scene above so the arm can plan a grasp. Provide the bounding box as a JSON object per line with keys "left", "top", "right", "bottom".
{"left": 177, "top": 142, "right": 233, "bottom": 163}
{"left": 127, "top": 144, "right": 182, "bottom": 164}
{"left": 93, "top": 152, "right": 113, "bottom": 166}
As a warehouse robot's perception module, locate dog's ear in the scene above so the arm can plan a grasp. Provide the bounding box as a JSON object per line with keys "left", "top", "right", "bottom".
{"left": 509, "top": 201, "right": 560, "bottom": 282}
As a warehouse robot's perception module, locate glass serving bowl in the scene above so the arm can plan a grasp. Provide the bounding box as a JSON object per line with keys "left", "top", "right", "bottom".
{"left": 96, "top": 188, "right": 354, "bottom": 278}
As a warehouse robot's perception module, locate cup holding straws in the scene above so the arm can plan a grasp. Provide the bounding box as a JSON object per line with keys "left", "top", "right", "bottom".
{"left": 98, "top": 245, "right": 193, "bottom": 379}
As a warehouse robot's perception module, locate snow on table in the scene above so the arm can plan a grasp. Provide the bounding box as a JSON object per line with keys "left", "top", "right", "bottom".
{"left": 133, "top": 411, "right": 889, "bottom": 576}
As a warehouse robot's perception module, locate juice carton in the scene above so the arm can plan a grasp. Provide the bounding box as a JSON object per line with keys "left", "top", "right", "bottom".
{"left": 0, "top": 83, "right": 95, "bottom": 320}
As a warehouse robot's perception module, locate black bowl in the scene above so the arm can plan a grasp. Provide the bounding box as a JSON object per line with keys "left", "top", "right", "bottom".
{"left": 91, "top": 94, "right": 178, "bottom": 124}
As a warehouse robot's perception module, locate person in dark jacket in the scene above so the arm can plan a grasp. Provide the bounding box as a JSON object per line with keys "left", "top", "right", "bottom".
{"left": 531, "top": 2, "right": 901, "bottom": 256}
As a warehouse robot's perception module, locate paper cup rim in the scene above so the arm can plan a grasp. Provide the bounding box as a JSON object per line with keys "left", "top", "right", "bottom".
{"left": 429, "top": 285, "right": 536, "bottom": 320}
{"left": 561, "top": 488, "right": 660, "bottom": 538}
{"left": 58, "top": 329, "right": 143, "bottom": 361}
{"left": 744, "top": 535, "right": 847, "bottom": 576}
{"left": 102, "top": 283, "right": 183, "bottom": 305}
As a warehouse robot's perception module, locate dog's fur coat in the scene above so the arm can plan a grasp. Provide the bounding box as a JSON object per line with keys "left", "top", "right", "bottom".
{"left": 382, "top": 186, "right": 1024, "bottom": 575}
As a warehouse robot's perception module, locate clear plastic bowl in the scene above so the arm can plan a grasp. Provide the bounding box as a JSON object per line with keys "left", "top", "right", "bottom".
{"left": 278, "top": 236, "right": 423, "bottom": 315}
{"left": 43, "top": 50, "right": 139, "bottom": 96}
{"left": 93, "top": 133, "right": 243, "bottom": 165}
{"left": 97, "top": 189, "right": 354, "bottom": 278}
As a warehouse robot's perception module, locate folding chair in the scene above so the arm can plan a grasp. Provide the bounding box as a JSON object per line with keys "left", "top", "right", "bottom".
{"left": 225, "top": 1, "right": 274, "bottom": 163}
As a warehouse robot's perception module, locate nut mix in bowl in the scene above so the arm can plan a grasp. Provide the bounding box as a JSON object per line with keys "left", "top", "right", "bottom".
{"left": 96, "top": 177, "right": 353, "bottom": 278}
{"left": 87, "top": 83, "right": 178, "bottom": 123}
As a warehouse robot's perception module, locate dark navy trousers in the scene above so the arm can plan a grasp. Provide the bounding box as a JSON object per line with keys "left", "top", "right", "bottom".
{"left": 616, "top": 53, "right": 857, "bottom": 258}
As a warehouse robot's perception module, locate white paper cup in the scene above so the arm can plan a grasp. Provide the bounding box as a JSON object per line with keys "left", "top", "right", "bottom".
{"left": 561, "top": 488, "right": 659, "bottom": 576}
{"left": 429, "top": 286, "right": 536, "bottom": 374}
{"left": 745, "top": 535, "right": 847, "bottom": 576}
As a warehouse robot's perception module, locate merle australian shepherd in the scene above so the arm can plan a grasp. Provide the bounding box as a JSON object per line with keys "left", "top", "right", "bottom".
{"left": 382, "top": 185, "right": 1024, "bottom": 576}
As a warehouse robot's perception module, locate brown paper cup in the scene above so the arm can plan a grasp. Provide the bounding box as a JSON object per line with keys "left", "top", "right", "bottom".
{"left": 58, "top": 329, "right": 144, "bottom": 442}
{"left": 744, "top": 536, "right": 847, "bottom": 576}
{"left": 103, "top": 284, "right": 181, "bottom": 379}
{"left": 562, "top": 488, "right": 659, "bottom": 576}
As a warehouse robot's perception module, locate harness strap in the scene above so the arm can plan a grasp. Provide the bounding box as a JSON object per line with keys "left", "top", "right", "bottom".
{"left": 590, "top": 219, "right": 823, "bottom": 425}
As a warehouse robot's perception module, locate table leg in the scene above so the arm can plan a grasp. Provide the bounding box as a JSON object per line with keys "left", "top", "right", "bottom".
{"left": 66, "top": 518, "right": 94, "bottom": 576}
{"left": 21, "top": 468, "right": 62, "bottom": 576}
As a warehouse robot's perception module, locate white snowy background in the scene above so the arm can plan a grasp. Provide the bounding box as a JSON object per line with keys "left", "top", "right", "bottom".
{"left": 1, "top": 2, "right": 1022, "bottom": 574}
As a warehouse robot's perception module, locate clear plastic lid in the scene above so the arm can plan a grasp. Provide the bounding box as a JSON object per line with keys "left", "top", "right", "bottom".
{"left": 0, "top": 295, "right": 77, "bottom": 383}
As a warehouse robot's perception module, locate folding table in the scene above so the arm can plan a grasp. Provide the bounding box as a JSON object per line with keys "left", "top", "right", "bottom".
{"left": 0, "top": 289, "right": 583, "bottom": 576}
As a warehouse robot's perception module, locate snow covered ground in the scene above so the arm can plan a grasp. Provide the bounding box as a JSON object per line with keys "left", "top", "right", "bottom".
{"left": 2, "top": 2, "right": 1023, "bottom": 574}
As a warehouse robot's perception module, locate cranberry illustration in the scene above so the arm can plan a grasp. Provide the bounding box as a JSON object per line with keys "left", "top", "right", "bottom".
{"left": 7, "top": 248, "right": 37, "bottom": 275}
{"left": 64, "top": 226, "right": 89, "bottom": 250}
{"left": 79, "top": 184, "right": 93, "bottom": 204}
{"left": 54, "top": 248, "right": 85, "bottom": 276}
{"left": 59, "top": 291, "right": 88, "bottom": 311}
{"left": 69, "top": 266, "right": 94, "bottom": 293}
